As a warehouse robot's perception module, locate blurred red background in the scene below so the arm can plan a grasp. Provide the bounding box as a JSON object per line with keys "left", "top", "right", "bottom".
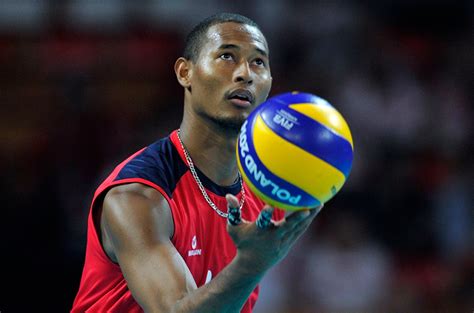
{"left": 1, "top": 1, "right": 472, "bottom": 312}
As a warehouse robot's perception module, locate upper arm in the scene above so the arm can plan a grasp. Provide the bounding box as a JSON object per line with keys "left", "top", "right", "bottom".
{"left": 100, "top": 183, "right": 197, "bottom": 313}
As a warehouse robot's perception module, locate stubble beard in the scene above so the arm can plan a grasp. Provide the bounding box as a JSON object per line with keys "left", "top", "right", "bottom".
{"left": 198, "top": 109, "right": 247, "bottom": 136}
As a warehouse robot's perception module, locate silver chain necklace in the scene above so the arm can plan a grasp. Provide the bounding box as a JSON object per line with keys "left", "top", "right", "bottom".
{"left": 176, "top": 129, "right": 245, "bottom": 218}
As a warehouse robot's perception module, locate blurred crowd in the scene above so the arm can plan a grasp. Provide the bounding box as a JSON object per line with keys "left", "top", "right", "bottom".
{"left": 1, "top": 1, "right": 472, "bottom": 312}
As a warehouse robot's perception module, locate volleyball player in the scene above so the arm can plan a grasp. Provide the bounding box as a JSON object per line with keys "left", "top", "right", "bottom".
{"left": 72, "top": 13, "right": 320, "bottom": 313}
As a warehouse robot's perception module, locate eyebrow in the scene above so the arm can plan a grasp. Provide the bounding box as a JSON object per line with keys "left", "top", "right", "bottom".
{"left": 218, "top": 44, "right": 268, "bottom": 57}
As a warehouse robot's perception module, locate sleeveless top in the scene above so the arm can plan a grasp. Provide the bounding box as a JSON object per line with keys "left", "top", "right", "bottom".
{"left": 72, "top": 130, "right": 284, "bottom": 312}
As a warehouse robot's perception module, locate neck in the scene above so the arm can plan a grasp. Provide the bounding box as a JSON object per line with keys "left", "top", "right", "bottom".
{"left": 179, "top": 115, "right": 240, "bottom": 186}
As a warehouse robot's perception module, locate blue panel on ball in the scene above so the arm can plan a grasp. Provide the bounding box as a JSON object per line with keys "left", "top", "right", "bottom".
{"left": 269, "top": 92, "right": 333, "bottom": 108}
{"left": 259, "top": 99, "right": 353, "bottom": 177}
{"left": 238, "top": 114, "right": 320, "bottom": 208}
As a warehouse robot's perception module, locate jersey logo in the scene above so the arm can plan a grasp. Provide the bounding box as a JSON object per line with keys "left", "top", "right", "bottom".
{"left": 205, "top": 270, "right": 212, "bottom": 284}
{"left": 188, "top": 235, "right": 202, "bottom": 257}
{"left": 192, "top": 235, "right": 197, "bottom": 249}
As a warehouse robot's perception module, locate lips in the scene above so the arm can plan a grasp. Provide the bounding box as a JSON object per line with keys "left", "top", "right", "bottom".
{"left": 227, "top": 89, "right": 255, "bottom": 105}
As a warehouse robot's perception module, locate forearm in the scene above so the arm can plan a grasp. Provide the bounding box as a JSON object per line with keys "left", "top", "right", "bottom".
{"left": 172, "top": 254, "right": 265, "bottom": 313}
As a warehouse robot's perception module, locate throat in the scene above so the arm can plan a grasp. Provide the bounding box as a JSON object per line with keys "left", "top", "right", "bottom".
{"left": 199, "top": 160, "right": 240, "bottom": 187}
{"left": 176, "top": 128, "right": 239, "bottom": 186}
{"left": 176, "top": 129, "right": 246, "bottom": 217}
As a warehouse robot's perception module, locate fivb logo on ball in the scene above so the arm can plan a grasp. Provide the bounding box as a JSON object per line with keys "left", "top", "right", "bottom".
{"left": 239, "top": 119, "right": 302, "bottom": 205}
{"left": 236, "top": 91, "right": 354, "bottom": 211}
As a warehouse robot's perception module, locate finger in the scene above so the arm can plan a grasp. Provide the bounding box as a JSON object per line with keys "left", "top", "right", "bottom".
{"left": 282, "top": 221, "right": 312, "bottom": 246}
{"left": 226, "top": 194, "right": 242, "bottom": 226}
{"left": 256, "top": 206, "right": 274, "bottom": 230}
{"left": 279, "top": 206, "right": 320, "bottom": 234}
{"left": 284, "top": 209, "right": 311, "bottom": 226}
{"left": 294, "top": 208, "right": 319, "bottom": 231}
{"left": 311, "top": 204, "right": 324, "bottom": 215}
{"left": 281, "top": 209, "right": 319, "bottom": 244}
{"left": 308, "top": 204, "right": 323, "bottom": 218}
{"left": 285, "top": 203, "right": 323, "bottom": 224}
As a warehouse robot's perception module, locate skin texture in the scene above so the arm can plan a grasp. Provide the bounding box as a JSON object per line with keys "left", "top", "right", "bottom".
{"left": 99, "top": 22, "right": 320, "bottom": 313}
{"left": 175, "top": 22, "right": 272, "bottom": 186}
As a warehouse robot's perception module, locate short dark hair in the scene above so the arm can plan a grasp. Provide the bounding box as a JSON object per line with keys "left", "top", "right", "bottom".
{"left": 183, "top": 13, "right": 262, "bottom": 62}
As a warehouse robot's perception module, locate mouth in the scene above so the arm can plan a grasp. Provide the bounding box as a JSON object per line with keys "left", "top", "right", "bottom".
{"left": 227, "top": 89, "right": 255, "bottom": 108}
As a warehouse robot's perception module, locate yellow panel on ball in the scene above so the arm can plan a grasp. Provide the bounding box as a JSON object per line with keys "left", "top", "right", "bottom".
{"left": 290, "top": 103, "right": 354, "bottom": 148}
{"left": 252, "top": 115, "right": 346, "bottom": 203}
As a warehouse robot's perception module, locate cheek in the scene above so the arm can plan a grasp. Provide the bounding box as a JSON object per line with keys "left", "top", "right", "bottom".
{"left": 195, "top": 59, "right": 227, "bottom": 87}
{"left": 256, "top": 76, "right": 272, "bottom": 102}
{"left": 194, "top": 69, "right": 226, "bottom": 98}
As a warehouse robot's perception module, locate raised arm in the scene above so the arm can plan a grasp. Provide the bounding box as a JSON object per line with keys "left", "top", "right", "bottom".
{"left": 100, "top": 183, "right": 319, "bottom": 313}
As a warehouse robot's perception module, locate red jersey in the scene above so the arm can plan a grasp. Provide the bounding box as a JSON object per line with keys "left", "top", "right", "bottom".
{"left": 72, "top": 130, "right": 284, "bottom": 313}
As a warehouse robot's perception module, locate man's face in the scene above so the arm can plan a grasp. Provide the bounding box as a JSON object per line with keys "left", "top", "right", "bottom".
{"left": 188, "top": 22, "right": 272, "bottom": 132}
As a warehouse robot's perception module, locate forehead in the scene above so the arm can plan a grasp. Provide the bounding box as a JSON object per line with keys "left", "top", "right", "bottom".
{"left": 203, "top": 22, "right": 268, "bottom": 54}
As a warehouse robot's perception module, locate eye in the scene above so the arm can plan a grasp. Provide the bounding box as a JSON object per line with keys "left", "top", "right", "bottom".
{"left": 220, "top": 53, "right": 233, "bottom": 61}
{"left": 254, "top": 58, "right": 265, "bottom": 66}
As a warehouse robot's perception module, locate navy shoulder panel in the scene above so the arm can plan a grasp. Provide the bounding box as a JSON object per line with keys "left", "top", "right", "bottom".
{"left": 115, "top": 136, "right": 187, "bottom": 198}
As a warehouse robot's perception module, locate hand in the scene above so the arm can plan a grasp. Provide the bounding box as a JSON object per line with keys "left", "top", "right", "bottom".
{"left": 225, "top": 194, "right": 322, "bottom": 274}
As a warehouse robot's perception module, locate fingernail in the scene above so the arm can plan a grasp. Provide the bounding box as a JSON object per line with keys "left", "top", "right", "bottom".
{"left": 257, "top": 210, "right": 272, "bottom": 229}
{"left": 227, "top": 205, "right": 241, "bottom": 226}
{"left": 263, "top": 210, "right": 272, "bottom": 219}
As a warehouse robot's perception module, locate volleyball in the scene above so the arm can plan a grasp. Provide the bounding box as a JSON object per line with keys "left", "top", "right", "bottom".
{"left": 237, "top": 91, "right": 354, "bottom": 211}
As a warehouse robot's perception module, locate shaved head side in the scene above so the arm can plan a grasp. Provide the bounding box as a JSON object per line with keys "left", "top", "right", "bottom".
{"left": 183, "top": 13, "right": 263, "bottom": 63}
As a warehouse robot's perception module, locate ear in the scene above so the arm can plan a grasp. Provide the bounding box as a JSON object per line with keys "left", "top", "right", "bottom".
{"left": 174, "top": 57, "right": 192, "bottom": 89}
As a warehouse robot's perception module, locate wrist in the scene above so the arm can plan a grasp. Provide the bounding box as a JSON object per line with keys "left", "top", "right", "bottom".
{"left": 233, "top": 251, "right": 268, "bottom": 278}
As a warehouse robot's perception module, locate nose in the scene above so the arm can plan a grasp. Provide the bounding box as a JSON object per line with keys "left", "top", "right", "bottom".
{"left": 233, "top": 61, "right": 253, "bottom": 85}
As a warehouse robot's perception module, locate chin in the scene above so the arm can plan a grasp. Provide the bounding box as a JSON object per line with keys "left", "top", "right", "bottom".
{"left": 213, "top": 115, "right": 246, "bottom": 134}
{"left": 198, "top": 108, "right": 248, "bottom": 135}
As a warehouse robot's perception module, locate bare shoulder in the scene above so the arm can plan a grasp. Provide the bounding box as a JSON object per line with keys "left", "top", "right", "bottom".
{"left": 101, "top": 183, "right": 174, "bottom": 262}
